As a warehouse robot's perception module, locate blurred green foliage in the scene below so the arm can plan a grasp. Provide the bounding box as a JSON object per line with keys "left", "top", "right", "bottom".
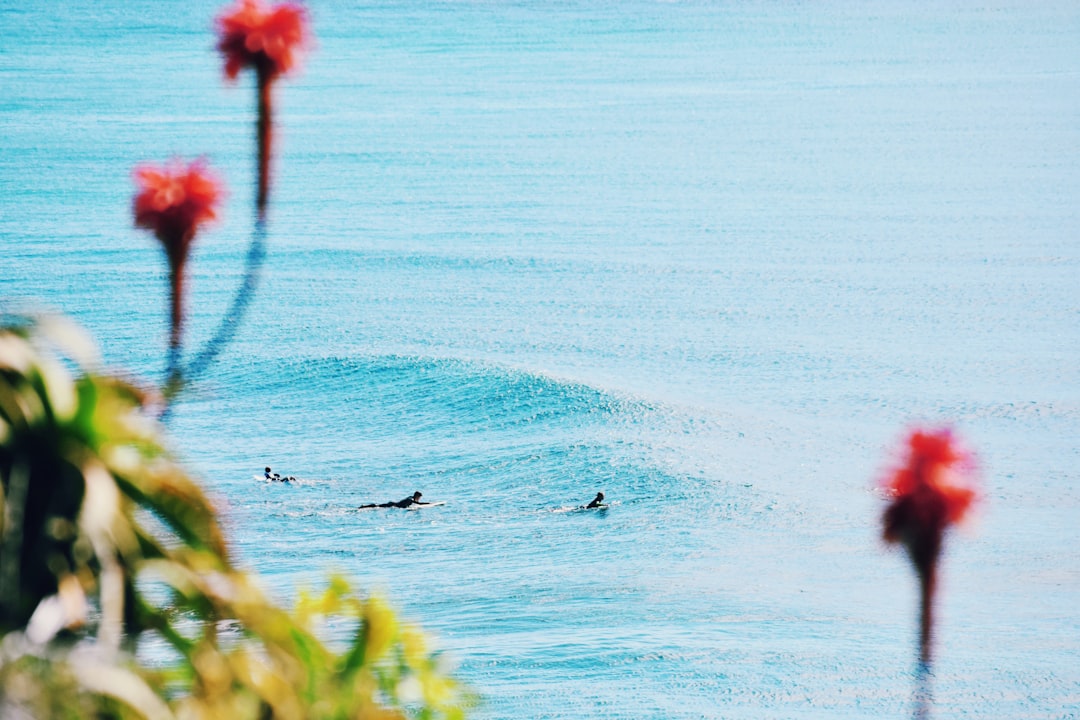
{"left": 0, "top": 315, "right": 469, "bottom": 719}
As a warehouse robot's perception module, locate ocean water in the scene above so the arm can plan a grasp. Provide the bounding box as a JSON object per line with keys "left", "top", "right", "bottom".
{"left": 2, "top": 1, "right": 1079, "bottom": 717}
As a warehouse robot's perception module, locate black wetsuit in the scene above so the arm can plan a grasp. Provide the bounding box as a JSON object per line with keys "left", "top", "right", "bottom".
{"left": 585, "top": 494, "right": 605, "bottom": 509}
{"left": 360, "top": 495, "right": 426, "bottom": 509}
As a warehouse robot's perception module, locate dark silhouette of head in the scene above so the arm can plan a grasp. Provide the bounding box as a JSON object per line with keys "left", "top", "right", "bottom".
{"left": 413, "top": 491, "right": 422, "bottom": 500}
{"left": 265, "top": 466, "right": 271, "bottom": 473}
{"left": 595, "top": 492, "right": 604, "bottom": 501}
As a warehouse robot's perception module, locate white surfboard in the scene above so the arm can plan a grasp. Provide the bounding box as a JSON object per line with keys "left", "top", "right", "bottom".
{"left": 254, "top": 474, "right": 294, "bottom": 483}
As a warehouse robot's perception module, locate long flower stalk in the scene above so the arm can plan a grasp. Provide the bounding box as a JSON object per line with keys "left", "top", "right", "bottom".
{"left": 257, "top": 71, "right": 273, "bottom": 214}
{"left": 132, "top": 159, "right": 222, "bottom": 390}
{"left": 881, "top": 427, "right": 978, "bottom": 665}
{"left": 216, "top": 0, "right": 308, "bottom": 219}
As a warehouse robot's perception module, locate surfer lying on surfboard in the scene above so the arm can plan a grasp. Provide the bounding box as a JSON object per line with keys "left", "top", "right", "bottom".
{"left": 265, "top": 466, "right": 295, "bottom": 482}
{"left": 359, "top": 491, "right": 435, "bottom": 509}
{"left": 584, "top": 492, "right": 606, "bottom": 509}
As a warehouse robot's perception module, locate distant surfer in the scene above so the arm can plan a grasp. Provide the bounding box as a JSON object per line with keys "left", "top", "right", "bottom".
{"left": 585, "top": 492, "right": 605, "bottom": 509}
{"left": 264, "top": 466, "right": 294, "bottom": 482}
{"left": 359, "top": 491, "right": 431, "bottom": 509}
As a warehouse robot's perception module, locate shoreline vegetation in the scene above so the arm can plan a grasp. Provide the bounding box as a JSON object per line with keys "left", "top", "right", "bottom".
{"left": 0, "top": 316, "right": 468, "bottom": 718}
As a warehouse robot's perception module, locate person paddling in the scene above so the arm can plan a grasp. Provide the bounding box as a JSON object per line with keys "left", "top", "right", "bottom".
{"left": 585, "top": 492, "right": 605, "bottom": 509}
{"left": 264, "top": 466, "right": 294, "bottom": 482}
{"left": 359, "top": 491, "right": 430, "bottom": 509}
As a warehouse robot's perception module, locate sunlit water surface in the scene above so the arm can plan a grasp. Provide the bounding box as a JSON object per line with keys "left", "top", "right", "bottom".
{"left": 2, "top": 1, "right": 1079, "bottom": 717}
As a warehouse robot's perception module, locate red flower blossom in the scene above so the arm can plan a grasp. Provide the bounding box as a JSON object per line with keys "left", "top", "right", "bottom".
{"left": 216, "top": 0, "right": 308, "bottom": 217}
{"left": 882, "top": 428, "right": 977, "bottom": 565}
{"left": 216, "top": 0, "right": 308, "bottom": 81}
{"left": 881, "top": 427, "right": 978, "bottom": 663}
{"left": 134, "top": 159, "right": 220, "bottom": 256}
{"left": 133, "top": 159, "right": 222, "bottom": 356}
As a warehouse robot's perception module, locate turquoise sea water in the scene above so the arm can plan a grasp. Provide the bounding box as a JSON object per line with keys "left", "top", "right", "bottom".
{"left": 2, "top": 1, "right": 1079, "bottom": 717}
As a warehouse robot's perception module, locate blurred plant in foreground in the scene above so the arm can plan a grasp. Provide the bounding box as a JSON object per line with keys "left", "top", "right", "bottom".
{"left": 0, "top": 315, "right": 469, "bottom": 718}
{"left": 881, "top": 427, "right": 978, "bottom": 667}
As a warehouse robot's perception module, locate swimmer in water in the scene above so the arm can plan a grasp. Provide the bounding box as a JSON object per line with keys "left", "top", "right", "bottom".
{"left": 585, "top": 492, "right": 605, "bottom": 509}
{"left": 359, "top": 491, "right": 429, "bottom": 509}
{"left": 264, "top": 467, "right": 294, "bottom": 482}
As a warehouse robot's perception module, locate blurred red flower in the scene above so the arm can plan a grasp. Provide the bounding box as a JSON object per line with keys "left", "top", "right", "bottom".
{"left": 882, "top": 428, "right": 977, "bottom": 567}
{"left": 216, "top": 0, "right": 308, "bottom": 217}
{"left": 216, "top": 0, "right": 308, "bottom": 81}
{"left": 133, "top": 159, "right": 222, "bottom": 356}
{"left": 133, "top": 159, "right": 221, "bottom": 261}
{"left": 881, "top": 426, "right": 978, "bottom": 664}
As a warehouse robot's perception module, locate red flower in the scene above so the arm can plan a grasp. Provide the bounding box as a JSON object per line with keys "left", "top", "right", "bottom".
{"left": 133, "top": 159, "right": 221, "bottom": 260}
{"left": 882, "top": 428, "right": 977, "bottom": 566}
{"left": 216, "top": 0, "right": 308, "bottom": 81}
{"left": 133, "top": 159, "right": 222, "bottom": 356}
{"left": 881, "top": 426, "right": 978, "bottom": 664}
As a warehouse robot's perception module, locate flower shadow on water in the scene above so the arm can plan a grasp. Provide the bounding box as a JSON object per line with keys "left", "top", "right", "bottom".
{"left": 160, "top": 218, "right": 266, "bottom": 420}
{"left": 913, "top": 660, "right": 933, "bottom": 720}
{"left": 186, "top": 218, "right": 267, "bottom": 380}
